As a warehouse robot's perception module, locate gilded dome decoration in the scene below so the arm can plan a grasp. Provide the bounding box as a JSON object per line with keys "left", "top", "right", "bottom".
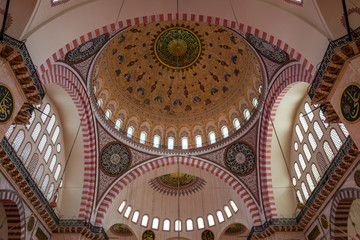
{"left": 92, "top": 20, "right": 264, "bottom": 149}
{"left": 149, "top": 172, "right": 206, "bottom": 196}
{"left": 152, "top": 25, "right": 203, "bottom": 70}
{"left": 112, "top": 224, "right": 133, "bottom": 235}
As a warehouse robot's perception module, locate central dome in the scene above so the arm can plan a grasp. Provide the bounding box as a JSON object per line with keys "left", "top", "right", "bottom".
{"left": 92, "top": 20, "right": 263, "bottom": 149}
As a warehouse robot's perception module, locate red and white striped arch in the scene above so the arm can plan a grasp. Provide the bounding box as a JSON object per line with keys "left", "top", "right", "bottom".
{"left": 36, "top": 13, "right": 317, "bottom": 222}
{"left": 37, "top": 13, "right": 316, "bottom": 77}
{"left": 94, "top": 156, "right": 262, "bottom": 227}
{"left": 40, "top": 64, "right": 96, "bottom": 221}
{"left": 258, "top": 63, "right": 314, "bottom": 221}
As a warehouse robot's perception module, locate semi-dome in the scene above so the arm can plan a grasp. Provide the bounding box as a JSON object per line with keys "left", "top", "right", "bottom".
{"left": 92, "top": 20, "right": 263, "bottom": 149}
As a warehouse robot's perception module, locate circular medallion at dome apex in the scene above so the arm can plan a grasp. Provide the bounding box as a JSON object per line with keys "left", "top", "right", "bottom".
{"left": 226, "top": 142, "right": 255, "bottom": 175}
{"left": 149, "top": 172, "right": 206, "bottom": 196}
{"left": 100, "top": 142, "right": 130, "bottom": 176}
{"left": 153, "top": 26, "right": 202, "bottom": 69}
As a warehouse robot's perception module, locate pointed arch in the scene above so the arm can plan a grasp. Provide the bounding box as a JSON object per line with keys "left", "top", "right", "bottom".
{"left": 40, "top": 64, "right": 97, "bottom": 221}
{"left": 94, "top": 156, "right": 261, "bottom": 227}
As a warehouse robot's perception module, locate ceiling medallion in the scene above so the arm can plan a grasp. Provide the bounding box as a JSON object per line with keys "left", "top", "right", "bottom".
{"left": 112, "top": 224, "right": 132, "bottom": 235}
{"left": 100, "top": 142, "right": 130, "bottom": 176}
{"left": 149, "top": 172, "right": 206, "bottom": 196}
{"left": 151, "top": 24, "right": 204, "bottom": 70}
{"left": 225, "top": 142, "right": 255, "bottom": 175}
{"left": 225, "top": 223, "right": 246, "bottom": 235}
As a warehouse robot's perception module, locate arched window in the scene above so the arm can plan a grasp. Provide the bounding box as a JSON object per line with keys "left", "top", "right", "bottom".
{"left": 301, "top": 182, "right": 309, "bottom": 200}
{"left": 44, "top": 145, "right": 52, "bottom": 163}
{"left": 186, "top": 219, "right": 194, "bottom": 231}
{"left": 294, "top": 162, "right": 301, "bottom": 179}
{"left": 38, "top": 134, "right": 47, "bottom": 153}
{"left": 308, "top": 133, "right": 317, "bottom": 151}
{"left": 233, "top": 118, "right": 241, "bottom": 130}
{"left": 207, "top": 214, "right": 215, "bottom": 226}
{"left": 230, "top": 200, "right": 238, "bottom": 212}
{"left": 5, "top": 125, "right": 15, "bottom": 138}
{"left": 127, "top": 126, "right": 134, "bottom": 138}
{"left": 174, "top": 219, "right": 181, "bottom": 231}
{"left": 330, "top": 129, "right": 342, "bottom": 150}
{"left": 167, "top": 137, "right": 174, "bottom": 150}
{"left": 34, "top": 165, "right": 44, "bottom": 184}
{"left": 197, "top": 217, "right": 205, "bottom": 229}
{"left": 252, "top": 98, "right": 258, "bottom": 108}
{"left": 216, "top": 210, "right": 224, "bottom": 223}
{"left": 47, "top": 183, "right": 54, "bottom": 201}
{"left": 52, "top": 126, "right": 60, "bottom": 144}
{"left": 323, "top": 141, "right": 335, "bottom": 161}
{"left": 298, "top": 154, "right": 306, "bottom": 170}
{"left": 221, "top": 126, "right": 229, "bottom": 138}
{"left": 105, "top": 109, "right": 112, "bottom": 120}
{"left": 295, "top": 125, "right": 303, "bottom": 142}
{"left": 312, "top": 164, "right": 321, "bottom": 183}
{"left": 115, "top": 119, "right": 122, "bottom": 130}
{"left": 97, "top": 99, "right": 103, "bottom": 107}
{"left": 297, "top": 190, "right": 304, "bottom": 203}
{"left": 26, "top": 111, "right": 35, "bottom": 129}
{"left": 299, "top": 113, "right": 309, "bottom": 132}
{"left": 139, "top": 131, "right": 147, "bottom": 144}
{"left": 153, "top": 135, "right": 160, "bottom": 148}
{"left": 132, "top": 211, "right": 140, "bottom": 223}
{"left": 163, "top": 219, "right": 170, "bottom": 231}
{"left": 118, "top": 201, "right": 126, "bottom": 213}
{"left": 124, "top": 206, "right": 132, "bottom": 218}
{"left": 41, "top": 175, "right": 49, "bottom": 192}
{"left": 306, "top": 173, "right": 315, "bottom": 192}
{"left": 319, "top": 110, "right": 329, "bottom": 128}
{"left": 41, "top": 104, "right": 51, "bottom": 122}
{"left": 313, "top": 121, "right": 324, "bottom": 140}
{"left": 209, "top": 131, "right": 216, "bottom": 144}
{"left": 152, "top": 218, "right": 159, "bottom": 229}
{"left": 141, "top": 215, "right": 149, "bottom": 227}
{"left": 182, "top": 137, "right": 188, "bottom": 149}
{"left": 294, "top": 142, "right": 299, "bottom": 151}
{"left": 13, "top": 130, "right": 25, "bottom": 151}
{"left": 21, "top": 143, "right": 31, "bottom": 163}
{"left": 195, "top": 135, "right": 202, "bottom": 147}
{"left": 304, "top": 102, "right": 314, "bottom": 121}
{"left": 292, "top": 177, "right": 296, "bottom": 186}
{"left": 49, "top": 155, "right": 57, "bottom": 172}
{"left": 46, "top": 114, "right": 56, "bottom": 134}
{"left": 54, "top": 164, "right": 61, "bottom": 181}
{"left": 303, "top": 144, "right": 311, "bottom": 161}
{"left": 224, "top": 206, "right": 232, "bottom": 218}
{"left": 243, "top": 109, "right": 251, "bottom": 120}
{"left": 338, "top": 123, "right": 349, "bottom": 137}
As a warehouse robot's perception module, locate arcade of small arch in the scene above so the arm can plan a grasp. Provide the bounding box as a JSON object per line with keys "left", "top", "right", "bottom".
{"left": 37, "top": 13, "right": 317, "bottom": 228}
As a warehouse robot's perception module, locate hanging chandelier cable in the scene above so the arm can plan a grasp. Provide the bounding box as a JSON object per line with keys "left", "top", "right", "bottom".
{"left": 176, "top": 0, "right": 181, "bottom": 238}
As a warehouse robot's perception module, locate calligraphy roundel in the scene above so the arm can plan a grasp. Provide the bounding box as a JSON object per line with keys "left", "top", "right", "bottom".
{"left": 154, "top": 27, "right": 202, "bottom": 69}
{"left": 142, "top": 230, "right": 155, "bottom": 240}
{"left": 354, "top": 170, "right": 360, "bottom": 188}
{"left": 226, "top": 142, "right": 255, "bottom": 175}
{"left": 100, "top": 142, "right": 130, "bottom": 176}
{"left": 0, "top": 84, "right": 14, "bottom": 124}
{"left": 340, "top": 83, "right": 360, "bottom": 123}
{"left": 201, "top": 229, "right": 215, "bottom": 240}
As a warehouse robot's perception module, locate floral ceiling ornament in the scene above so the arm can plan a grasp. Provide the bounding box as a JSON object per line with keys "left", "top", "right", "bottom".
{"left": 149, "top": 172, "right": 206, "bottom": 196}
{"left": 100, "top": 142, "right": 130, "bottom": 176}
